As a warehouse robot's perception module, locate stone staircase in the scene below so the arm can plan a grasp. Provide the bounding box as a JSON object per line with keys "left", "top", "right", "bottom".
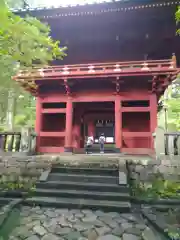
{"left": 88, "top": 144, "right": 120, "bottom": 154}
{"left": 25, "top": 161, "right": 131, "bottom": 212}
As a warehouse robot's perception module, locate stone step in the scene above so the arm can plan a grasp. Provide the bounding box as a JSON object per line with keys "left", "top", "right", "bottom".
{"left": 48, "top": 173, "right": 119, "bottom": 184}
{"left": 24, "top": 197, "right": 131, "bottom": 212}
{"left": 86, "top": 148, "right": 117, "bottom": 153}
{"left": 36, "top": 181, "right": 129, "bottom": 192}
{"left": 34, "top": 188, "right": 131, "bottom": 201}
{"left": 0, "top": 197, "right": 13, "bottom": 205}
{"left": 51, "top": 166, "right": 119, "bottom": 176}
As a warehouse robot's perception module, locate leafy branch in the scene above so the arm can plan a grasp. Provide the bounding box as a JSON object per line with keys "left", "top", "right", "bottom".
{"left": 0, "top": 0, "right": 67, "bottom": 129}
{"left": 176, "top": 6, "right": 180, "bottom": 35}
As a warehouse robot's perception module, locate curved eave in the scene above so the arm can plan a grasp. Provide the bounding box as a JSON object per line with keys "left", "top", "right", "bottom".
{"left": 13, "top": 77, "right": 38, "bottom": 95}
{"left": 155, "top": 70, "right": 180, "bottom": 100}
{"left": 13, "top": 59, "right": 179, "bottom": 95}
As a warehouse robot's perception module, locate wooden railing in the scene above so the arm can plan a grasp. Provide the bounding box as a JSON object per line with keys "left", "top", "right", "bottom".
{"left": 153, "top": 128, "right": 180, "bottom": 156}
{"left": 0, "top": 130, "right": 36, "bottom": 154}
{"left": 15, "top": 58, "right": 178, "bottom": 80}
{"left": 0, "top": 132, "right": 21, "bottom": 152}
{"left": 165, "top": 132, "right": 180, "bottom": 156}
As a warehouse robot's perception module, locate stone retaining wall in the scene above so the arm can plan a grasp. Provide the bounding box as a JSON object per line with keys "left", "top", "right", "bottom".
{"left": 0, "top": 154, "right": 120, "bottom": 185}
{"left": 0, "top": 155, "right": 57, "bottom": 184}
{"left": 127, "top": 157, "right": 180, "bottom": 187}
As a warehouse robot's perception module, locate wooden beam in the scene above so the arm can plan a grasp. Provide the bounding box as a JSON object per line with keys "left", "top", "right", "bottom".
{"left": 39, "top": 147, "right": 64, "bottom": 153}
{"left": 39, "top": 132, "right": 65, "bottom": 137}
{"left": 41, "top": 95, "right": 67, "bottom": 103}
{"left": 73, "top": 92, "right": 116, "bottom": 102}
{"left": 122, "top": 107, "right": 150, "bottom": 112}
{"left": 122, "top": 132, "right": 151, "bottom": 137}
{"left": 42, "top": 109, "right": 66, "bottom": 114}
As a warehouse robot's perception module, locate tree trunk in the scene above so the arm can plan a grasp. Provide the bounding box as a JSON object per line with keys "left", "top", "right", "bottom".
{"left": 6, "top": 89, "right": 15, "bottom": 130}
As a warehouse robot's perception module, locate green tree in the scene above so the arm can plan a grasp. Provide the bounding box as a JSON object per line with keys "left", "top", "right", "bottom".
{"left": 6, "top": 0, "right": 25, "bottom": 9}
{"left": 0, "top": 0, "right": 66, "bottom": 79}
{"left": 158, "top": 79, "right": 180, "bottom": 131}
{"left": 158, "top": 8, "right": 180, "bottom": 131}
{"left": 0, "top": 0, "right": 66, "bottom": 129}
{"left": 166, "top": 82, "right": 180, "bottom": 131}
{"left": 176, "top": 6, "right": 180, "bottom": 35}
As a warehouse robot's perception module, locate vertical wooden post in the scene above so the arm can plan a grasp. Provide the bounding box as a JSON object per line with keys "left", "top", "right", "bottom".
{"left": 15, "top": 134, "right": 21, "bottom": 152}
{"left": 73, "top": 124, "right": 81, "bottom": 149}
{"left": 35, "top": 97, "right": 42, "bottom": 152}
{"left": 65, "top": 98, "right": 73, "bottom": 152}
{"left": 73, "top": 112, "right": 81, "bottom": 150}
{"left": 8, "top": 134, "right": 14, "bottom": 152}
{"left": 88, "top": 121, "right": 95, "bottom": 136}
{"left": 172, "top": 53, "right": 177, "bottom": 68}
{"left": 115, "top": 95, "right": 122, "bottom": 149}
{"left": 150, "top": 94, "right": 157, "bottom": 149}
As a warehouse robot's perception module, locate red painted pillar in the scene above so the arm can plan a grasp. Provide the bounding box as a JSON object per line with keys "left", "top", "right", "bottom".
{"left": 74, "top": 124, "right": 81, "bottom": 149}
{"left": 115, "top": 95, "right": 122, "bottom": 149}
{"left": 88, "top": 121, "right": 95, "bottom": 136}
{"left": 150, "top": 94, "right": 157, "bottom": 149}
{"left": 65, "top": 98, "right": 73, "bottom": 151}
{"left": 35, "top": 97, "right": 42, "bottom": 152}
{"left": 73, "top": 114, "right": 81, "bottom": 149}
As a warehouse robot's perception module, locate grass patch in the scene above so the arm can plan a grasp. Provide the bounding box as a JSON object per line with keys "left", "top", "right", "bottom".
{"left": 0, "top": 207, "right": 21, "bottom": 240}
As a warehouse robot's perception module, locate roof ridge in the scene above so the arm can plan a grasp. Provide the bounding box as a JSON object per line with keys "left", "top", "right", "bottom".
{"left": 13, "top": 0, "right": 180, "bottom": 14}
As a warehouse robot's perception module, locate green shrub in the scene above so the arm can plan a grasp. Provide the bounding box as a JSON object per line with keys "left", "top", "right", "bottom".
{"left": 165, "top": 208, "right": 180, "bottom": 240}
{"left": 0, "top": 177, "right": 36, "bottom": 195}
{"left": 132, "top": 175, "right": 180, "bottom": 199}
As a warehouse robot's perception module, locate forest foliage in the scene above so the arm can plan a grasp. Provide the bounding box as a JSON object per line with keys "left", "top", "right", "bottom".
{"left": 159, "top": 6, "right": 180, "bottom": 131}
{"left": 0, "top": 0, "right": 66, "bottom": 130}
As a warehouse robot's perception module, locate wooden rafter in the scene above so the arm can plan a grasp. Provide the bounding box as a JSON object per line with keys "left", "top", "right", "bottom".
{"left": 151, "top": 73, "right": 178, "bottom": 96}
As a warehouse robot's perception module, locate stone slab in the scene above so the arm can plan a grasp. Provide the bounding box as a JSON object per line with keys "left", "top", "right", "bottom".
{"left": 119, "top": 171, "right": 127, "bottom": 185}
{"left": 39, "top": 170, "right": 51, "bottom": 182}
{"left": 9, "top": 207, "right": 152, "bottom": 240}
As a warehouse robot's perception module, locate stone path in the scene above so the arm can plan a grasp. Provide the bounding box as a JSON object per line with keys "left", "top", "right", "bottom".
{"left": 9, "top": 207, "right": 155, "bottom": 240}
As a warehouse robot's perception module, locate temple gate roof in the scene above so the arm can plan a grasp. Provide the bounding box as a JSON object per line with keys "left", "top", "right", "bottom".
{"left": 13, "top": 0, "right": 180, "bottom": 19}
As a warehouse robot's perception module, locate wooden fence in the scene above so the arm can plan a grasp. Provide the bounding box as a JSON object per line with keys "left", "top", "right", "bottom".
{"left": 0, "top": 127, "right": 179, "bottom": 157}
{"left": 0, "top": 129, "right": 36, "bottom": 155}
{"left": 153, "top": 127, "right": 180, "bottom": 157}
{"left": 164, "top": 132, "right": 180, "bottom": 155}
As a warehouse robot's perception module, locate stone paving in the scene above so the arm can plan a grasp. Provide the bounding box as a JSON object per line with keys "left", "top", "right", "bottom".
{"left": 8, "top": 206, "right": 156, "bottom": 240}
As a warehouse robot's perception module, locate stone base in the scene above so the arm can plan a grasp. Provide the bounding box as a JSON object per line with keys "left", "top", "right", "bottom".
{"left": 114, "top": 148, "right": 121, "bottom": 153}
{"left": 64, "top": 147, "right": 73, "bottom": 153}
{"left": 73, "top": 148, "right": 85, "bottom": 154}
